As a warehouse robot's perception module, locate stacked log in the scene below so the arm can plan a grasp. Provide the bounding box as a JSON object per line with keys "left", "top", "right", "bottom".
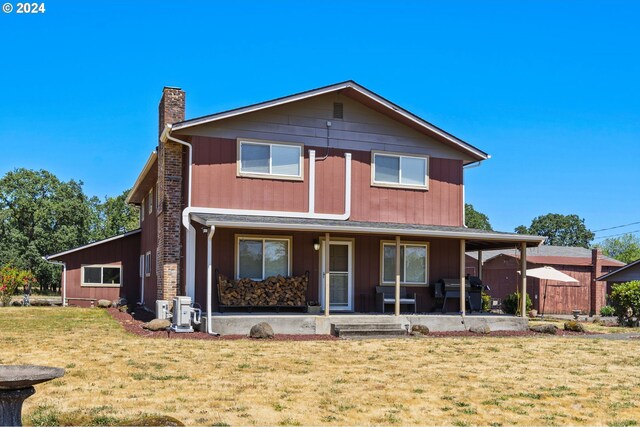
{"left": 218, "top": 272, "right": 308, "bottom": 307}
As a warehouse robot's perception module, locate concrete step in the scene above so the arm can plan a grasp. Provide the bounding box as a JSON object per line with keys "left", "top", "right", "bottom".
{"left": 333, "top": 323, "right": 405, "bottom": 331}
{"left": 332, "top": 323, "right": 407, "bottom": 338}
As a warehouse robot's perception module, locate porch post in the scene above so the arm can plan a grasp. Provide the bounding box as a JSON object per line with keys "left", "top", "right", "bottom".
{"left": 324, "top": 233, "right": 330, "bottom": 317}
{"left": 477, "top": 250, "right": 483, "bottom": 280}
{"left": 395, "top": 235, "right": 401, "bottom": 316}
{"left": 460, "top": 239, "right": 466, "bottom": 315}
{"left": 520, "top": 242, "right": 527, "bottom": 317}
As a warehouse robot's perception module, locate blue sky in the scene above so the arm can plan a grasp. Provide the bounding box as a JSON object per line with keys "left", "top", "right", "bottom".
{"left": 1, "top": 0, "right": 639, "bottom": 240}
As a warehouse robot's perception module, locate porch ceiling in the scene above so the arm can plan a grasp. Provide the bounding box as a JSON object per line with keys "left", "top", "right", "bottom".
{"left": 191, "top": 213, "right": 545, "bottom": 251}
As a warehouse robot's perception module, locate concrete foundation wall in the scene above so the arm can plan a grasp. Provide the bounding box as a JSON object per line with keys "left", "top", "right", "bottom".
{"left": 203, "top": 314, "right": 528, "bottom": 336}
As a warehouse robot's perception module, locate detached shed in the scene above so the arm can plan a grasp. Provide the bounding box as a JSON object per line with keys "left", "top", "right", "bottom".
{"left": 466, "top": 246, "right": 624, "bottom": 315}
{"left": 46, "top": 230, "right": 141, "bottom": 307}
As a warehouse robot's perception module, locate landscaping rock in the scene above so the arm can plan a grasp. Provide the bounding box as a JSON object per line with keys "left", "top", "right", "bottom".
{"left": 564, "top": 320, "right": 585, "bottom": 333}
{"left": 113, "top": 297, "right": 127, "bottom": 307}
{"left": 530, "top": 324, "right": 558, "bottom": 334}
{"left": 249, "top": 322, "right": 274, "bottom": 339}
{"left": 118, "top": 305, "right": 128, "bottom": 313}
{"left": 11, "top": 300, "right": 22, "bottom": 306}
{"left": 469, "top": 324, "right": 491, "bottom": 334}
{"left": 411, "top": 325, "right": 430, "bottom": 335}
{"left": 97, "top": 299, "right": 112, "bottom": 308}
{"left": 30, "top": 299, "right": 51, "bottom": 306}
{"left": 142, "top": 319, "right": 171, "bottom": 331}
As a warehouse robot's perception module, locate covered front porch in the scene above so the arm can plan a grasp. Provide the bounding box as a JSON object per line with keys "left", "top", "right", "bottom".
{"left": 186, "top": 214, "right": 545, "bottom": 333}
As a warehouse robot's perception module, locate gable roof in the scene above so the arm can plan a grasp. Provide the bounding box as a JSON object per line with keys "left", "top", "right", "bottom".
{"left": 596, "top": 258, "right": 640, "bottom": 281}
{"left": 46, "top": 229, "right": 141, "bottom": 260}
{"left": 466, "top": 245, "right": 625, "bottom": 267}
{"left": 170, "top": 81, "right": 489, "bottom": 163}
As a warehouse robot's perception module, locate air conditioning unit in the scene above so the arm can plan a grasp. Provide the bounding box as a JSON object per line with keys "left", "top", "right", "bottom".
{"left": 156, "top": 300, "right": 171, "bottom": 320}
{"left": 170, "top": 296, "right": 201, "bottom": 333}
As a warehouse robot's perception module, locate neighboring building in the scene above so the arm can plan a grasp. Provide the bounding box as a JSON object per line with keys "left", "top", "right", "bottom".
{"left": 597, "top": 258, "right": 640, "bottom": 295}
{"left": 47, "top": 81, "right": 545, "bottom": 316}
{"left": 466, "top": 246, "right": 625, "bottom": 315}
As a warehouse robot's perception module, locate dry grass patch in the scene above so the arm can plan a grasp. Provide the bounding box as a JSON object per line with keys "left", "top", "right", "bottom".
{"left": 1, "top": 307, "right": 640, "bottom": 426}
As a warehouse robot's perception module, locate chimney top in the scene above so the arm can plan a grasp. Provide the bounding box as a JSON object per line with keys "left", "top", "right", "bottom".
{"left": 159, "top": 87, "right": 186, "bottom": 137}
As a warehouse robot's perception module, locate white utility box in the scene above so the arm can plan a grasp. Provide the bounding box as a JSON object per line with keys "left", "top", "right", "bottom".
{"left": 156, "top": 300, "right": 170, "bottom": 320}
{"left": 170, "top": 296, "right": 201, "bottom": 333}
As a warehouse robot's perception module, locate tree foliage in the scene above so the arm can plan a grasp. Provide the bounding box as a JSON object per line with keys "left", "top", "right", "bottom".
{"left": 0, "top": 168, "right": 139, "bottom": 291}
{"left": 515, "top": 213, "right": 594, "bottom": 248}
{"left": 595, "top": 233, "right": 640, "bottom": 264}
{"left": 465, "top": 204, "right": 493, "bottom": 231}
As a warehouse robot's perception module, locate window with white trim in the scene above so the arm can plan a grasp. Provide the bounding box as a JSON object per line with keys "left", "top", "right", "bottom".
{"left": 372, "top": 152, "right": 429, "bottom": 189}
{"left": 82, "top": 265, "right": 122, "bottom": 287}
{"left": 237, "top": 236, "right": 291, "bottom": 280}
{"left": 381, "top": 242, "right": 428, "bottom": 285}
{"left": 145, "top": 251, "right": 151, "bottom": 277}
{"left": 148, "top": 188, "right": 153, "bottom": 214}
{"left": 238, "top": 140, "right": 303, "bottom": 179}
{"left": 141, "top": 197, "right": 145, "bottom": 220}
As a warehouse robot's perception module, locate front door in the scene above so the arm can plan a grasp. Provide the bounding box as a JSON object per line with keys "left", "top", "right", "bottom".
{"left": 319, "top": 240, "right": 353, "bottom": 312}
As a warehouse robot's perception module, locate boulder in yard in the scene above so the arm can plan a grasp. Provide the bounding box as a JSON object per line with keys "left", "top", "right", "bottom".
{"left": 469, "top": 324, "right": 491, "bottom": 334}
{"left": 97, "top": 299, "right": 112, "bottom": 308}
{"left": 411, "top": 325, "right": 430, "bottom": 335}
{"left": 564, "top": 320, "right": 585, "bottom": 333}
{"left": 11, "top": 300, "right": 22, "bottom": 306}
{"left": 249, "top": 322, "right": 274, "bottom": 339}
{"left": 113, "top": 297, "right": 127, "bottom": 307}
{"left": 142, "top": 319, "right": 171, "bottom": 331}
{"left": 530, "top": 324, "right": 558, "bottom": 334}
{"left": 30, "top": 299, "right": 51, "bottom": 306}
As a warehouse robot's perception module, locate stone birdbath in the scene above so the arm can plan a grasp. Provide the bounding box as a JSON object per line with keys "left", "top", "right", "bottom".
{"left": 0, "top": 365, "right": 64, "bottom": 427}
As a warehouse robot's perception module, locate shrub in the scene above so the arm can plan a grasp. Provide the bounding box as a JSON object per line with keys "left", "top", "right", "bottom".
{"left": 502, "top": 292, "right": 532, "bottom": 315}
{"left": 600, "top": 305, "right": 615, "bottom": 317}
{"left": 0, "top": 266, "right": 37, "bottom": 307}
{"left": 609, "top": 281, "right": 640, "bottom": 327}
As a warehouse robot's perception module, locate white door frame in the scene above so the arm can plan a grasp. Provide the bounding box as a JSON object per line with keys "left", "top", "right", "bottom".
{"left": 319, "top": 239, "right": 354, "bottom": 312}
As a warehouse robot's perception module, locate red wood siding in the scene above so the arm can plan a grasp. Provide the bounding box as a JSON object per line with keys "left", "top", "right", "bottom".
{"left": 190, "top": 136, "right": 463, "bottom": 226}
{"left": 140, "top": 184, "right": 158, "bottom": 305}
{"left": 193, "top": 227, "right": 462, "bottom": 312}
{"left": 53, "top": 233, "right": 141, "bottom": 307}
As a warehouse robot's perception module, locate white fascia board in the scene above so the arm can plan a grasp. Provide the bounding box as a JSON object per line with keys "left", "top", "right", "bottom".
{"left": 198, "top": 218, "right": 545, "bottom": 245}
{"left": 46, "top": 229, "right": 142, "bottom": 259}
{"left": 125, "top": 152, "right": 158, "bottom": 204}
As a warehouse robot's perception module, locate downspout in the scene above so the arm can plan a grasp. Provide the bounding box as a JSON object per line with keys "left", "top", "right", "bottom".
{"left": 43, "top": 258, "right": 66, "bottom": 307}
{"left": 160, "top": 124, "right": 197, "bottom": 299}
{"left": 206, "top": 225, "right": 220, "bottom": 336}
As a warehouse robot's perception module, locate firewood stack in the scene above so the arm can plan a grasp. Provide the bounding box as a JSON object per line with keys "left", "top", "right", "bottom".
{"left": 217, "top": 272, "right": 308, "bottom": 307}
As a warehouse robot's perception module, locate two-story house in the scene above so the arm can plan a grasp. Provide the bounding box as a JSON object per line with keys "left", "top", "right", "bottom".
{"left": 47, "top": 81, "right": 545, "bottom": 334}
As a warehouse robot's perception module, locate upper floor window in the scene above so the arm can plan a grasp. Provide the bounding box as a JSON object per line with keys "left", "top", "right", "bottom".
{"left": 238, "top": 139, "right": 303, "bottom": 180}
{"left": 371, "top": 151, "right": 429, "bottom": 190}
{"left": 82, "top": 264, "right": 122, "bottom": 287}
{"left": 141, "top": 197, "right": 145, "bottom": 220}
{"left": 148, "top": 188, "right": 153, "bottom": 214}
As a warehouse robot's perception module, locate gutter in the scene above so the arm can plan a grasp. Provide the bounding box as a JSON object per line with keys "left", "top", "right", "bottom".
{"left": 43, "top": 257, "right": 66, "bottom": 307}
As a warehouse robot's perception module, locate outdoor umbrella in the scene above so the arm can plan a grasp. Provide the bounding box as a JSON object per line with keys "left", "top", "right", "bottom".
{"left": 518, "top": 266, "right": 578, "bottom": 318}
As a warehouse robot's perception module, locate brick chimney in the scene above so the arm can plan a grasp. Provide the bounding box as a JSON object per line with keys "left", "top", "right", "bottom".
{"left": 590, "top": 248, "right": 605, "bottom": 315}
{"left": 157, "top": 87, "right": 186, "bottom": 302}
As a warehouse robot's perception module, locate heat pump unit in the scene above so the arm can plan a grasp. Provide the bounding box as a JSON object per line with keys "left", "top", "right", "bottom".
{"left": 170, "top": 296, "right": 201, "bottom": 333}
{"left": 156, "top": 300, "right": 170, "bottom": 320}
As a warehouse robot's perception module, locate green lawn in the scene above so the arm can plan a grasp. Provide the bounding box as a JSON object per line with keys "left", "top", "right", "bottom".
{"left": 1, "top": 307, "right": 640, "bottom": 426}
